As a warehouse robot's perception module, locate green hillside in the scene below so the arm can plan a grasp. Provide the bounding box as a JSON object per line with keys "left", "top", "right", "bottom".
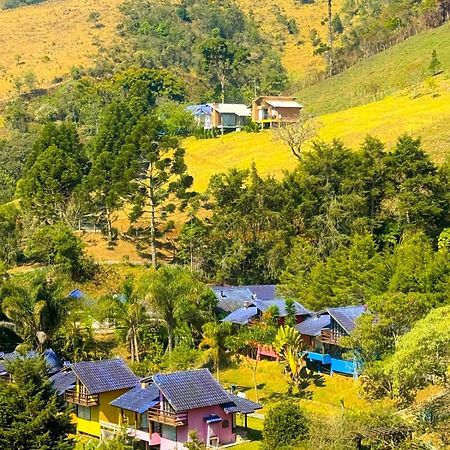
{"left": 299, "top": 22, "right": 450, "bottom": 115}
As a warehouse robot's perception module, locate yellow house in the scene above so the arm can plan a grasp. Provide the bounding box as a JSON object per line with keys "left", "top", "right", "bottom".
{"left": 64, "top": 359, "right": 139, "bottom": 439}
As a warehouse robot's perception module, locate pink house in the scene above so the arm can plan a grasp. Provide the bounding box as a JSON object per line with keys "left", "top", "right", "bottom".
{"left": 111, "top": 368, "right": 261, "bottom": 449}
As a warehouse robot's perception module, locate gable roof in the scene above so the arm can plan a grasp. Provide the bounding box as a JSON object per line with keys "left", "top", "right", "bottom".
{"left": 244, "top": 285, "right": 277, "bottom": 301}
{"left": 49, "top": 369, "right": 76, "bottom": 395}
{"left": 266, "top": 99, "right": 303, "bottom": 108}
{"left": 251, "top": 299, "right": 310, "bottom": 317}
{"left": 327, "top": 306, "right": 367, "bottom": 334}
{"left": 110, "top": 383, "right": 160, "bottom": 414}
{"left": 186, "top": 104, "right": 212, "bottom": 115}
{"left": 211, "top": 286, "right": 255, "bottom": 312}
{"left": 210, "top": 103, "right": 251, "bottom": 116}
{"left": 222, "top": 306, "right": 258, "bottom": 325}
{"left": 295, "top": 314, "right": 331, "bottom": 336}
{"left": 70, "top": 359, "right": 139, "bottom": 395}
{"left": 153, "top": 369, "right": 231, "bottom": 412}
{"left": 1, "top": 348, "right": 62, "bottom": 375}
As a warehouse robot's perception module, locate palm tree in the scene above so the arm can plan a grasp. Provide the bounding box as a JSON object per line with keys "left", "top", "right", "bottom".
{"left": 0, "top": 272, "right": 68, "bottom": 352}
{"left": 199, "top": 321, "right": 232, "bottom": 381}
{"left": 101, "top": 279, "right": 148, "bottom": 363}
{"left": 139, "top": 266, "right": 215, "bottom": 352}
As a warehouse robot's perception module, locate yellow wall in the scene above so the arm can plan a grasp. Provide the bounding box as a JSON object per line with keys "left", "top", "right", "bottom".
{"left": 75, "top": 389, "right": 130, "bottom": 437}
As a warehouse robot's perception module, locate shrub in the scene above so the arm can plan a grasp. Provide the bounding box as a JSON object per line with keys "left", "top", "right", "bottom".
{"left": 262, "top": 401, "right": 308, "bottom": 449}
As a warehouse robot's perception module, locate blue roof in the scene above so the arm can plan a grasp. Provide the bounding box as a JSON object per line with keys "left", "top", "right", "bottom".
{"left": 327, "top": 306, "right": 367, "bottom": 334}
{"left": 204, "top": 413, "right": 223, "bottom": 423}
{"left": 186, "top": 104, "right": 212, "bottom": 115}
{"left": 68, "top": 288, "right": 84, "bottom": 299}
{"left": 49, "top": 370, "right": 76, "bottom": 395}
{"left": 252, "top": 299, "right": 310, "bottom": 317}
{"left": 296, "top": 314, "right": 331, "bottom": 336}
{"left": 153, "top": 369, "right": 231, "bottom": 412}
{"left": 70, "top": 359, "right": 139, "bottom": 395}
{"left": 110, "top": 383, "right": 160, "bottom": 414}
{"left": 244, "top": 285, "right": 277, "bottom": 300}
{"left": 1, "top": 348, "right": 62, "bottom": 375}
{"left": 222, "top": 307, "right": 258, "bottom": 325}
{"left": 223, "top": 394, "right": 262, "bottom": 414}
{"left": 211, "top": 286, "right": 255, "bottom": 312}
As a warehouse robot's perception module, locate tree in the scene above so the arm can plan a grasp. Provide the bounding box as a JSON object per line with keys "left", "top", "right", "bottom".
{"left": 327, "top": 0, "right": 334, "bottom": 75}
{"left": 273, "top": 116, "right": 321, "bottom": 161}
{"left": 99, "top": 278, "right": 149, "bottom": 363}
{"left": 201, "top": 33, "right": 249, "bottom": 103}
{"left": 284, "top": 298, "right": 296, "bottom": 327}
{"left": 185, "top": 430, "right": 207, "bottom": 450}
{"left": 0, "top": 204, "right": 22, "bottom": 265}
{"left": 138, "top": 266, "right": 216, "bottom": 352}
{"left": 262, "top": 401, "right": 308, "bottom": 449}
{"left": 18, "top": 122, "right": 88, "bottom": 224}
{"left": 0, "top": 356, "right": 74, "bottom": 450}
{"left": 199, "top": 321, "right": 233, "bottom": 381}
{"left": 0, "top": 272, "right": 69, "bottom": 351}
{"left": 24, "top": 222, "right": 92, "bottom": 280}
{"left": 125, "top": 115, "right": 194, "bottom": 268}
{"left": 429, "top": 49, "right": 442, "bottom": 76}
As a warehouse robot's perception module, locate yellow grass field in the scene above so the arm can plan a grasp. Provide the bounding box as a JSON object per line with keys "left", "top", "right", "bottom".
{"left": 237, "top": 0, "right": 343, "bottom": 81}
{"left": 0, "top": 0, "right": 123, "bottom": 100}
{"left": 185, "top": 87, "right": 450, "bottom": 191}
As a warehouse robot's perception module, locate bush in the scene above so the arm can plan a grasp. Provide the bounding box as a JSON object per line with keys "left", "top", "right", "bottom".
{"left": 262, "top": 401, "right": 308, "bottom": 449}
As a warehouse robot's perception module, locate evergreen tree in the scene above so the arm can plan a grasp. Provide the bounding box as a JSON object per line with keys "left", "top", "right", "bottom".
{"left": 429, "top": 49, "right": 442, "bottom": 76}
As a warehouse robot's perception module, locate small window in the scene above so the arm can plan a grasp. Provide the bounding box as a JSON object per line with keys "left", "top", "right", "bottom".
{"left": 77, "top": 405, "right": 91, "bottom": 420}
{"left": 222, "top": 420, "right": 229, "bottom": 428}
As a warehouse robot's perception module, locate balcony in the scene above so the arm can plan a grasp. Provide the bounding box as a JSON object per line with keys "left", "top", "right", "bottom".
{"left": 320, "top": 329, "right": 341, "bottom": 346}
{"left": 148, "top": 407, "right": 188, "bottom": 427}
{"left": 65, "top": 389, "right": 99, "bottom": 406}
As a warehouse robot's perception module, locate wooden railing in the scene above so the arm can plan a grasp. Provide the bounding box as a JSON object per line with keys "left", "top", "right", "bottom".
{"left": 320, "top": 329, "right": 340, "bottom": 345}
{"left": 148, "top": 407, "right": 188, "bottom": 427}
{"left": 64, "top": 389, "right": 99, "bottom": 406}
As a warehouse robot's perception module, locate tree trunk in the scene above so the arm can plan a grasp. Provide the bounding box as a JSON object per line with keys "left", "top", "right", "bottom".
{"left": 133, "top": 329, "right": 140, "bottom": 363}
{"left": 327, "top": 0, "right": 333, "bottom": 76}
{"left": 252, "top": 359, "right": 259, "bottom": 403}
{"left": 220, "top": 75, "right": 225, "bottom": 104}
{"left": 105, "top": 204, "right": 113, "bottom": 243}
{"left": 149, "top": 179, "right": 157, "bottom": 269}
{"left": 167, "top": 326, "right": 174, "bottom": 352}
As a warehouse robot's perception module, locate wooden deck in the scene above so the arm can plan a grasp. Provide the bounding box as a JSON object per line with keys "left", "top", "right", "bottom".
{"left": 64, "top": 389, "right": 99, "bottom": 406}
{"left": 148, "top": 408, "right": 188, "bottom": 427}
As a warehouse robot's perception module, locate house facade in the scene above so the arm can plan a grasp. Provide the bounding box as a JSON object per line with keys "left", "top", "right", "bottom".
{"left": 62, "top": 360, "right": 261, "bottom": 449}
{"left": 250, "top": 96, "right": 303, "bottom": 127}
{"left": 210, "top": 103, "right": 250, "bottom": 131}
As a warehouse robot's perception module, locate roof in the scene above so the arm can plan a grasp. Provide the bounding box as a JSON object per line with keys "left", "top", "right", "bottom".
{"left": 1, "top": 348, "right": 62, "bottom": 375}
{"left": 223, "top": 394, "right": 263, "bottom": 414}
{"left": 327, "top": 306, "right": 367, "bottom": 334}
{"left": 0, "top": 362, "right": 7, "bottom": 376}
{"left": 70, "top": 359, "right": 139, "bottom": 395}
{"left": 252, "top": 299, "right": 310, "bottom": 317}
{"left": 210, "top": 103, "right": 251, "bottom": 116}
{"left": 211, "top": 286, "right": 255, "bottom": 312}
{"left": 295, "top": 314, "right": 331, "bottom": 336}
{"left": 49, "top": 370, "right": 76, "bottom": 395}
{"left": 252, "top": 95, "right": 297, "bottom": 104}
{"left": 186, "top": 104, "right": 212, "bottom": 115}
{"left": 110, "top": 384, "right": 160, "bottom": 414}
{"left": 68, "top": 288, "right": 84, "bottom": 299}
{"left": 222, "top": 306, "right": 258, "bottom": 325}
{"left": 266, "top": 99, "right": 303, "bottom": 108}
{"left": 244, "top": 285, "right": 277, "bottom": 301}
{"left": 153, "top": 369, "right": 231, "bottom": 412}
{"left": 204, "top": 413, "right": 223, "bottom": 423}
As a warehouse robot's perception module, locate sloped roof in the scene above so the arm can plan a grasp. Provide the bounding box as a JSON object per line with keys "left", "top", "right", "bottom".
{"left": 252, "top": 299, "right": 310, "bottom": 317}
{"left": 153, "top": 369, "right": 231, "bottom": 412}
{"left": 0, "top": 362, "right": 7, "bottom": 376}
{"left": 211, "top": 286, "right": 255, "bottom": 312}
{"left": 327, "top": 306, "right": 367, "bottom": 334}
{"left": 49, "top": 370, "right": 76, "bottom": 395}
{"left": 186, "top": 104, "right": 212, "bottom": 115}
{"left": 210, "top": 103, "right": 251, "bottom": 116}
{"left": 244, "top": 285, "right": 277, "bottom": 301}
{"left": 266, "top": 99, "right": 303, "bottom": 108}
{"left": 223, "top": 394, "right": 262, "bottom": 414}
{"left": 70, "top": 359, "right": 139, "bottom": 395}
{"left": 1, "top": 348, "right": 62, "bottom": 375}
{"left": 110, "top": 383, "right": 160, "bottom": 414}
{"left": 222, "top": 306, "right": 258, "bottom": 325}
{"left": 68, "top": 288, "right": 84, "bottom": 299}
{"left": 295, "top": 314, "right": 331, "bottom": 336}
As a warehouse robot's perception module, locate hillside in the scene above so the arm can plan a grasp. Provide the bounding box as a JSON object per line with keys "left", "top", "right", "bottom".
{"left": 185, "top": 86, "right": 450, "bottom": 190}
{"left": 298, "top": 22, "right": 450, "bottom": 115}
{"left": 237, "top": 0, "right": 343, "bottom": 82}
{"left": 0, "top": 0, "right": 123, "bottom": 100}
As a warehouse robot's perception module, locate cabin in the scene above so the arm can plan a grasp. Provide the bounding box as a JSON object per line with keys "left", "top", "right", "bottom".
{"left": 186, "top": 104, "right": 213, "bottom": 130}
{"left": 297, "top": 306, "right": 367, "bottom": 378}
{"left": 250, "top": 96, "right": 303, "bottom": 128}
{"left": 210, "top": 103, "right": 250, "bottom": 131}
{"left": 64, "top": 359, "right": 140, "bottom": 438}
{"left": 63, "top": 362, "right": 261, "bottom": 449}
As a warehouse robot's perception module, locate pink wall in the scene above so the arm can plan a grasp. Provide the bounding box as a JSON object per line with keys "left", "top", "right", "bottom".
{"left": 160, "top": 405, "right": 235, "bottom": 450}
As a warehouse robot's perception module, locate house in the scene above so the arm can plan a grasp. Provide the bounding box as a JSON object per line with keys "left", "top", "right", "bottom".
{"left": 64, "top": 364, "right": 261, "bottom": 449}
{"left": 210, "top": 103, "right": 250, "bottom": 132}
{"left": 186, "top": 104, "right": 213, "bottom": 130}
{"left": 64, "top": 359, "right": 140, "bottom": 438}
{"left": 296, "top": 306, "right": 367, "bottom": 378}
{"left": 250, "top": 96, "right": 303, "bottom": 127}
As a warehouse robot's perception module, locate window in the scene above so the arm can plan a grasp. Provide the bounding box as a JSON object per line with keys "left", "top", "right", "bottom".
{"left": 161, "top": 424, "right": 177, "bottom": 441}
{"left": 77, "top": 405, "right": 91, "bottom": 420}
{"left": 222, "top": 420, "right": 229, "bottom": 428}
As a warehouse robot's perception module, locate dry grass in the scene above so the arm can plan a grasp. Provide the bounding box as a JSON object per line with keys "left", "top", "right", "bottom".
{"left": 238, "top": 0, "right": 343, "bottom": 80}
{"left": 0, "top": 0, "right": 123, "bottom": 100}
